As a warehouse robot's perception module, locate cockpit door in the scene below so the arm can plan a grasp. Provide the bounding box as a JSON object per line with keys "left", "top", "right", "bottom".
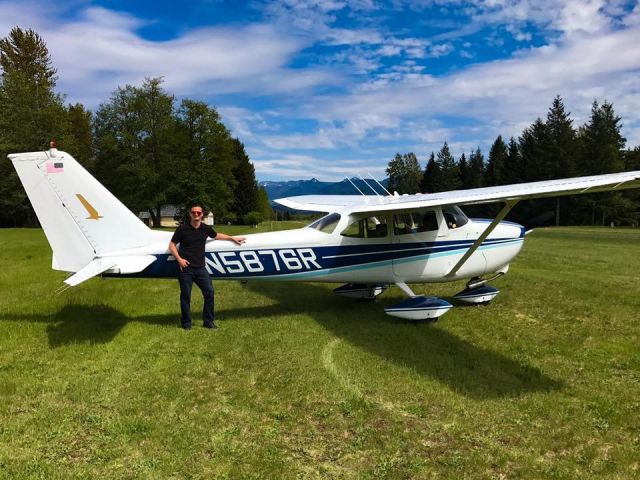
{"left": 391, "top": 209, "right": 449, "bottom": 281}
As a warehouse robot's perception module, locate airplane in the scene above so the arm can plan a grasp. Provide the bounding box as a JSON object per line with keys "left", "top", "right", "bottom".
{"left": 8, "top": 146, "right": 640, "bottom": 320}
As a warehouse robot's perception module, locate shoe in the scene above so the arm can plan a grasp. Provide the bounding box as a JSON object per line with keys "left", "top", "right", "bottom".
{"left": 182, "top": 324, "right": 192, "bottom": 330}
{"left": 203, "top": 322, "right": 218, "bottom": 329}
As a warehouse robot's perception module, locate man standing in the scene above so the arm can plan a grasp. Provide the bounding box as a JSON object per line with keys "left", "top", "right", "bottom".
{"left": 169, "top": 204, "right": 245, "bottom": 330}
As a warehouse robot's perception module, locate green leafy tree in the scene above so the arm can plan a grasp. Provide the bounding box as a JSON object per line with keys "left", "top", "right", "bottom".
{"left": 172, "top": 99, "right": 236, "bottom": 221}
{"left": 66, "top": 102, "right": 93, "bottom": 168}
{"left": 386, "top": 152, "right": 422, "bottom": 194}
{"left": 386, "top": 153, "right": 404, "bottom": 194}
{"left": 257, "top": 186, "right": 273, "bottom": 220}
{"left": 402, "top": 152, "right": 423, "bottom": 194}
{"left": 93, "top": 78, "right": 176, "bottom": 226}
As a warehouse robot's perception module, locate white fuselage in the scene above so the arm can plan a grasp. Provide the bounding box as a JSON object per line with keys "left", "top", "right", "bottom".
{"left": 115, "top": 207, "right": 525, "bottom": 284}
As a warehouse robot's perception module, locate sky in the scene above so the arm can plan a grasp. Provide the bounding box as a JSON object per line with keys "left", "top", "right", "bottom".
{"left": 1, "top": 0, "right": 639, "bottom": 181}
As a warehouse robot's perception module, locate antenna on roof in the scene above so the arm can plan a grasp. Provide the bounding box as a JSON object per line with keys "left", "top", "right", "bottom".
{"left": 345, "top": 176, "right": 365, "bottom": 196}
{"left": 367, "top": 172, "right": 392, "bottom": 196}
{"left": 358, "top": 174, "right": 381, "bottom": 197}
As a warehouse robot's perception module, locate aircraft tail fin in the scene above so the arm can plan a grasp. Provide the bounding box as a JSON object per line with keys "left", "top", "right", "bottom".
{"left": 9, "top": 148, "right": 155, "bottom": 273}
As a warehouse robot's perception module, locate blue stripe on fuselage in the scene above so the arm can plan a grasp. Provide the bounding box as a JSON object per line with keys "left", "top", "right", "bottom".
{"left": 107, "top": 233, "right": 524, "bottom": 280}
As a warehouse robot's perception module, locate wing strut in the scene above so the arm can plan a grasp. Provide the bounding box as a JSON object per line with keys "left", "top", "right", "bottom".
{"left": 447, "top": 199, "right": 519, "bottom": 277}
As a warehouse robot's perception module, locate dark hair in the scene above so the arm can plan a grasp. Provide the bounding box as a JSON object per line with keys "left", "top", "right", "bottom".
{"left": 190, "top": 203, "right": 204, "bottom": 212}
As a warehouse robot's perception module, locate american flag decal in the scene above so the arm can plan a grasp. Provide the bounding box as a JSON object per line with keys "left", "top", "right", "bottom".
{"left": 46, "top": 162, "right": 64, "bottom": 174}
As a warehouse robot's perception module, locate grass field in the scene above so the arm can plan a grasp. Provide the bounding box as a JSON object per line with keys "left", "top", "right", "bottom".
{"left": 0, "top": 225, "right": 639, "bottom": 479}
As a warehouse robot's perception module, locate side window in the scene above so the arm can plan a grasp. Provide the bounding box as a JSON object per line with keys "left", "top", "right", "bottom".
{"left": 341, "top": 216, "right": 388, "bottom": 238}
{"left": 442, "top": 206, "right": 468, "bottom": 229}
{"left": 393, "top": 211, "right": 439, "bottom": 235}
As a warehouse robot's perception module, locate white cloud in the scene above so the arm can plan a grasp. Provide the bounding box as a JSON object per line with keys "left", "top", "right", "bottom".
{"left": 1, "top": 3, "right": 335, "bottom": 106}
{"left": 253, "top": 154, "right": 388, "bottom": 181}
{"left": 2, "top": 0, "right": 639, "bottom": 181}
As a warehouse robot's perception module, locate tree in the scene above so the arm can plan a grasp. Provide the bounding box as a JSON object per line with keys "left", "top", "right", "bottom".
{"left": 545, "top": 96, "right": 578, "bottom": 224}
{"left": 257, "top": 186, "right": 273, "bottom": 221}
{"left": 0, "top": 27, "right": 56, "bottom": 89}
{"left": 0, "top": 27, "right": 69, "bottom": 226}
{"left": 386, "top": 152, "right": 422, "bottom": 194}
{"left": 519, "top": 118, "right": 548, "bottom": 182}
{"left": 230, "top": 138, "right": 259, "bottom": 222}
{"left": 458, "top": 152, "right": 471, "bottom": 188}
{"left": 503, "top": 137, "right": 523, "bottom": 184}
{"left": 402, "top": 152, "right": 423, "bottom": 194}
{"left": 172, "top": 99, "right": 236, "bottom": 220}
{"left": 578, "top": 100, "right": 629, "bottom": 224}
{"left": 66, "top": 103, "right": 93, "bottom": 168}
{"left": 93, "top": 78, "right": 176, "bottom": 226}
{"left": 485, "top": 135, "right": 508, "bottom": 186}
{"left": 420, "top": 152, "right": 440, "bottom": 193}
{"left": 467, "top": 148, "right": 485, "bottom": 189}
{"left": 436, "top": 142, "right": 461, "bottom": 191}
{"left": 386, "top": 153, "right": 404, "bottom": 194}
{"left": 579, "top": 100, "right": 626, "bottom": 175}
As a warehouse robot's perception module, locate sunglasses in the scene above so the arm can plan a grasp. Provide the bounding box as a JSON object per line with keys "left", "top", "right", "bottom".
{"left": 190, "top": 211, "right": 203, "bottom": 216}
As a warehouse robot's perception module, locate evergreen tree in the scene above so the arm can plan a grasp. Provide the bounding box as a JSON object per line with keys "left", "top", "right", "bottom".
{"left": 458, "top": 152, "right": 471, "bottom": 188}
{"left": 421, "top": 152, "right": 440, "bottom": 193}
{"left": 436, "top": 142, "right": 461, "bottom": 191}
{"left": 386, "top": 153, "right": 405, "bottom": 194}
{"left": 230, "top": 138, "right": 259, "bottom": 222}
{"left": 545, "top": 96, "right": 578, "bottom": 224}
{"left": 519, "top": 118, "right": 548, "bottom": 182}
{"left": 503, "top": 137, "right": 523, "bottom": 184}
{"left": 0, "top": 27, "right": 70, "bottom": 226}
{"left": 545, "top": 96, "right": 577, "bottom": 178}
{"left": 579, "top": 100, "right": 626, "bottom": 174}
{"left": 467, "top": 148, "right": 485, "bottom": 188}
{"left": 578, "top": 100, "right": 629, "bottom": 224}
{"left": 485, "top": 135, "right": 508, "bottom": 186}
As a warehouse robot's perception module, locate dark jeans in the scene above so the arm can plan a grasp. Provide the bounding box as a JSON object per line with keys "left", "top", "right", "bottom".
{"left": 178, "top": 266, "right": 214, "bottom": 328}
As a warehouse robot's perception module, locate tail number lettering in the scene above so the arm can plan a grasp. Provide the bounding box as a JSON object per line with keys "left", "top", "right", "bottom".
{"left": 206, "top": 248, "right": 321, "bottom": 275}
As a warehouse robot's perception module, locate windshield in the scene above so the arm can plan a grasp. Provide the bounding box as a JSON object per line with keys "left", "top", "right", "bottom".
{"left": 307, "top": 213, "right": 341, "bottom": 234}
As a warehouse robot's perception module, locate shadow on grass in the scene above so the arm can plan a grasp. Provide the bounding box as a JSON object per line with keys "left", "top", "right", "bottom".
{"left": 1, "top": 283, "right": 562, "bottom": 398}
{"left": 230, "top": 281, "right": 563, "bottom": 399}
{"left": 0, "top": 305, "right": 176, "bottom": 347}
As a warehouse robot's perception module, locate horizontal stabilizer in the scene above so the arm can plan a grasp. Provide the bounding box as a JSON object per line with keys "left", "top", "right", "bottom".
{"left": 64, "top": 255, "right": 156, "bottom": 287}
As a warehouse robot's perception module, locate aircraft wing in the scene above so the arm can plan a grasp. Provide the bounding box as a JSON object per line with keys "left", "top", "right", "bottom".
{"left": 274, "top": 171, "right": 640, "bottom": 214}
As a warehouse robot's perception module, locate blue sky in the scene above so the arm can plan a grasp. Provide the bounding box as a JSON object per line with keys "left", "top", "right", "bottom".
{"left": 1, "top": 0, "right": 639, "bottom": 180}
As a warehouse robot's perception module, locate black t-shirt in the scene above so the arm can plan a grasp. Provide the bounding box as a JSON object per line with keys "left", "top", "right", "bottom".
{"left": 171, "top": 223, "right": 217, "bottom": 268}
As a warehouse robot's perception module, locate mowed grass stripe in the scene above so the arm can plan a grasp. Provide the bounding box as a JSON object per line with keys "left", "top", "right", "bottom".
{"left": 0, "top": 226, "right": 639, "bottom": 479}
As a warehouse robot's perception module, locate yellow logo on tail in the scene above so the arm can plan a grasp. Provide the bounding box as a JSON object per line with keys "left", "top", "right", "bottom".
{"left": 76, "top": 194, "right": 103, "bottom": 220}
